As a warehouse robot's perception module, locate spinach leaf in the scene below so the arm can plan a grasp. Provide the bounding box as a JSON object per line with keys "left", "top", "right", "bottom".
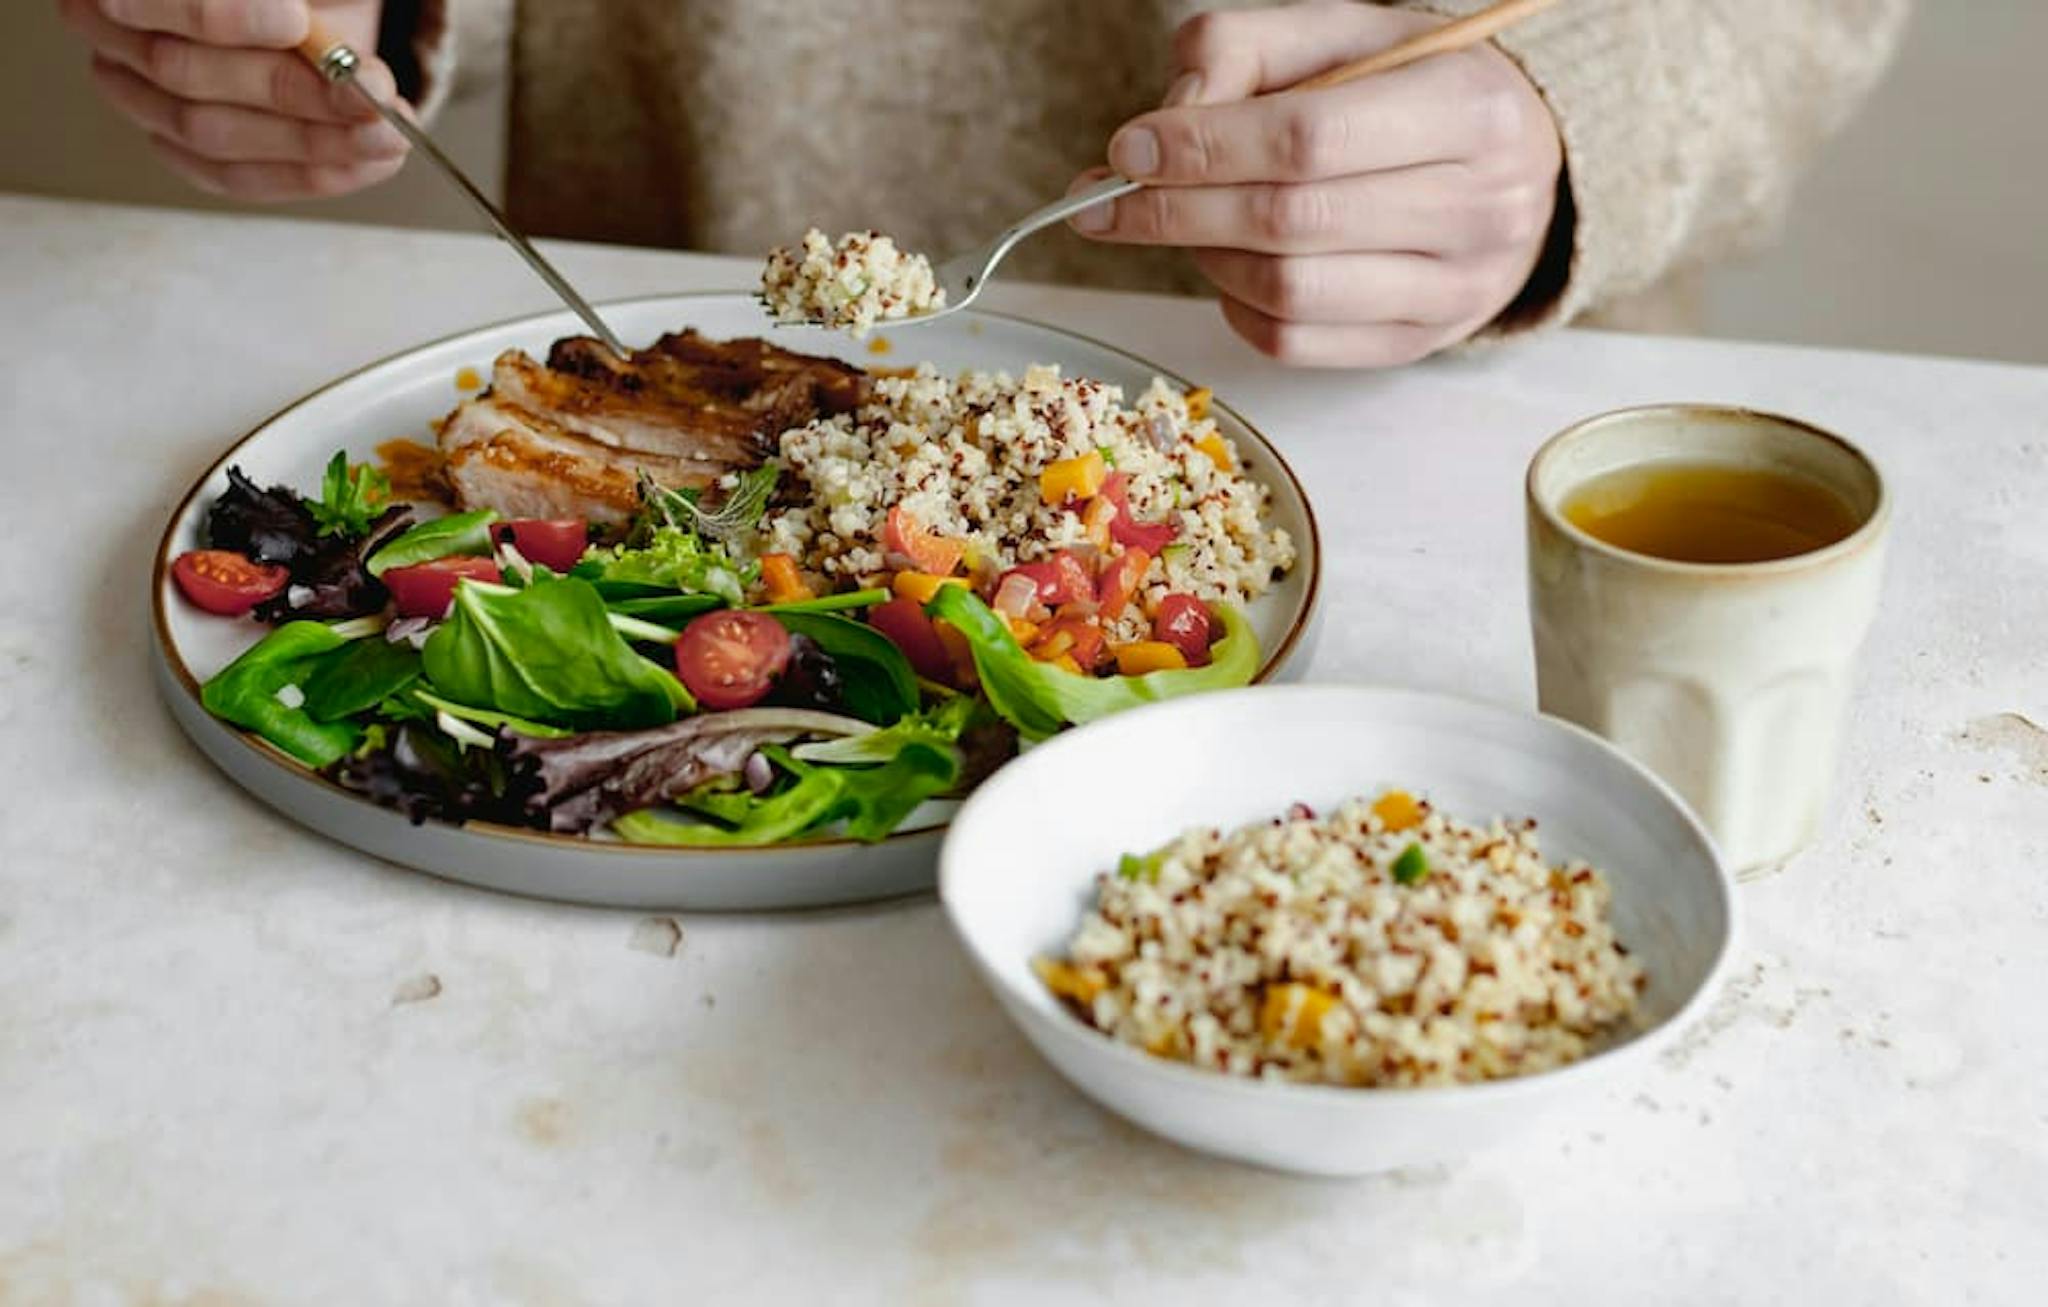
{"left": 924, "top": 587, "right": 1262, "bottom": 741}
{"left": 300, "top": 637, "right": 422, "bottom": 721}
{"left": 608, "top": 593, "right": 725, "bottom": 625}
{"left": 199, "top": 621, "right": 363, "bottom": 767}
{"left": 306, "top": 451, "right": 392, "bottom": 539}
{"left": 768, "top": 611, "right": 918, "bottom": 724}
{"left": 421, "top": 575, "right": 692, "bottom": 731}
{"left": 577, "top": 526, "right": 753, "bottom": 605}
{"left": 613, "top": 739, "right": 958, "bottom": 846}
{"left": 366, "top": 509, "right": 499, "bottom": 577}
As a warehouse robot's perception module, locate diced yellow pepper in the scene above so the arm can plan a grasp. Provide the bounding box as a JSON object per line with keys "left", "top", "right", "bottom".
{"left": 1033, "top": 956, "right": 1107, "bottom": 1006}
{"left": 1194, "top": 432, "right": 1234, "bottom": 472}
{"left": 1372, "top": 789, "right": 1424, "bottom": 833}
{"left": 1185, "top": 386, "right": 1213, "bottom": 422}
{"left": 1040, "top": 450, "right": 1109, "bottom": 505}
{"left": 1260, "top": 983, "right": 1339, "bottom": 1050}
{"left": 1050, "top": 654, "right": 1085, "bottom": 676}
{"left": 891, "top": 571, "right": 969, "bottom": 605}
{"left": 1113, "top": 641, "right": 1189, "bottom": 676}
{"left": 1033, "top": 627, "right": 1076, "bottom": 661}
{"left": 1005, "top": 617, "right": 1040, "bottom": 645}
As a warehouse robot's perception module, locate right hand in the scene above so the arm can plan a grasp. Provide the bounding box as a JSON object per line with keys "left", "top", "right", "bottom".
{"left": 59, "top": 0, "right": 408, "bottom": 201}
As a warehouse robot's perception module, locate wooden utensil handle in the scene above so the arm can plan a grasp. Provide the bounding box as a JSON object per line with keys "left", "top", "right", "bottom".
{"left": 1293, "top": 0, "right": 1558, "bottom": 91}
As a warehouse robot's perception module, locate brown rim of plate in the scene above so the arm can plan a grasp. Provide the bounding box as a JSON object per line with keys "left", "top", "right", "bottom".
{"left": 151, "top": 293, "right": 1325, "bottom": 858}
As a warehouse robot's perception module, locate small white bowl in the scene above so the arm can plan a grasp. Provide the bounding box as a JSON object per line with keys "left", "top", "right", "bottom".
{"left": 938, "top": 685, "right": 1737, "bottom": 1176}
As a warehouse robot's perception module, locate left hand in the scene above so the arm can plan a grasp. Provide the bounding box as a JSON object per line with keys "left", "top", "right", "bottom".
{"left": 1068, "top": 4, "right": 1564, "bottom": 368}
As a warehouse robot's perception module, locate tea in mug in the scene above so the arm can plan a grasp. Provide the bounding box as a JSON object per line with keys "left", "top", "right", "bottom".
{"left": 1561, "top": 460, "right": 1862, "bottom": 564}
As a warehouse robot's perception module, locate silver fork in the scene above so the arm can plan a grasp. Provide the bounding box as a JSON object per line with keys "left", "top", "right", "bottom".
{"left": 903, "top": 176, "right": 1142, "bottom": 326}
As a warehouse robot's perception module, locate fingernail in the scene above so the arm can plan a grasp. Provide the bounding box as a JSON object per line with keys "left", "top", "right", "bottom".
{"left": 1164, "top": 72, "right": 1204, "bottom": 107}
{"left": 1071, "top": 198, "right": 1114, "bottom": 235}
{"left": 353, "top": 119, "right": 409, "bottom": 157}
{"left": 247, "top": 2, "right": 310, "bottom": 47}
{"left": 1110, "top": 127, "right": 1160, "bottom": 179}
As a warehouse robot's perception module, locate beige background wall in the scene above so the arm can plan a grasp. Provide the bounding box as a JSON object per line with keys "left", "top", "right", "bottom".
{"left": 6, "top": 2, "right": 2045, "bottom": 365}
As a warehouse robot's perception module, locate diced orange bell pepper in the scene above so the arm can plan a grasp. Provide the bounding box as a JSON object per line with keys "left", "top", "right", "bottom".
{"left": 1185, "top": 386, "right": 1213, "bottom": 422}
{"left": 884, "top": 505, "right": 964, "bottom": 576}
{"left": 1260, "top": 983, "right": 1339, "bottom": 1050}
{"left": 1032, "top": 956, "right": 1108, "bottom": 1006}
{"left": 1371, "top": 789, "right": 1424, "bottom": 833}
{"left": 760, "top": 553, "right": 812, "bottom": 604}
{"left": 1004, "top": 616, "right": 1041, "bottom": 645}
{"left": 891, "top": 571, "right": 968, "bottom": 605}
{"left": 1113, "top": 641, "right": 1188, "bottom": 676}
{"left": 1040, "top": 451, "right": 1109, "bottom": 506}
{"left": 1050, "top": 653, "right": 1085, "bottom": 676}
{"left": 1194, "top": 431, "right": 1234, "bottom": 472}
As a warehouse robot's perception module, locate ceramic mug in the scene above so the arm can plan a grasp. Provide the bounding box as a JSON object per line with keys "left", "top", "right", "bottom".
{"left": 1525, "top": 405, "right": 1891, "bottom": 875}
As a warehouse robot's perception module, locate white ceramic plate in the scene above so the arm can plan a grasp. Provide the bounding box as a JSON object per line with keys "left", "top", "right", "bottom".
{"left": 940, "top": 685, "right": 1736, "bottom": 1175}
{"left": 151, "top": 294, "right": 1322, "bottom": 911}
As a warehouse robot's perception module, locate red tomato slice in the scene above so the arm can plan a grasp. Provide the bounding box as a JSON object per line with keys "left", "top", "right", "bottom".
{"left": 884, "top": 505, "right": 964, "bottom": 577}
{"left": 383, "top": 556, "right": 503, "bottom": 619}
{"left": 171, "top": 549, "right": 289, "bottom": 617}
{"left": 1000, "top": 550, "right": 1094, "bottom": 608}
{"left": 1153, "top": 593, "right": 1214, "bottom": 668}
{"left": 495, "top": 518, "right": 588, "bottom": 572}
{"left": 1099, "top": 472, "right": 1179, "bottom": 554}
{"left": 1095, "top": 546, "right": 1152, "bottom": 621}
{"left": 868, "top": 595, "right": 954, "bottom": 681}
{"left": 674, "top": 610, "right": 794, "bottom": 710}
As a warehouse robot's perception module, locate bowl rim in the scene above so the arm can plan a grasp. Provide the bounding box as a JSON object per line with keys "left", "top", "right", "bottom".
{"left": 938, "top": 682, "right": 1740, "bottom": 1108}
{"left": 149, "top": 291, "right": 1324, "bottom": 860}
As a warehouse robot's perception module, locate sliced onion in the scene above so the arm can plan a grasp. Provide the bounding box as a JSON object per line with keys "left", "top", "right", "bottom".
{"left": 994, "top": 573, "right": 1039, "bottom": 619}
{"left": 744, "top": 751, "right": 776, "bottom": 796}
{"left": 1146, "top": 412, "right": 1179, "bottom": 451}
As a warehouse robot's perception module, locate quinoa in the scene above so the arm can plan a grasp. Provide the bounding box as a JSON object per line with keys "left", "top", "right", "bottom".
{"left": 757, "top": 363, "right": 1296, "bottom": 642}
{"left": 761, "top": 228, "right": 944, "bottom": 336}
{"left": 1035, "top": 794, "right": 1646, "bottom": 1088}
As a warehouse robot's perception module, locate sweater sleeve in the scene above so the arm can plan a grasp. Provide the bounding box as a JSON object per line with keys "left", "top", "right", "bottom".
{"left": 378, "top": 0, "right": 514, "bottom": 122}
{"left": 1403, "top": 0, "right": 1912, "bottom": 329}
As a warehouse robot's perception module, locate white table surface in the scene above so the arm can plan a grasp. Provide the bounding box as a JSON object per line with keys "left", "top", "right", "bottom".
{"left": 1, "top": 194, "right": 2042, "bottom": 1306}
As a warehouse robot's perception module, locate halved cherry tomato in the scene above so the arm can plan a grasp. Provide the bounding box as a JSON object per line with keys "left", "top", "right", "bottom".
{"left": 1031, "top": 615, "right": 1107, "bottom": 671}
{"left": 674, "top": 610, "right": 793, "bottom": 710}
{"left": 1096, "top": 546, "right": 1152, "bottom": 621}
{"left": 494, "top": 519, "right": 588, "bottom": 572}
{"left": 1153, "top": 593, "right": 1214, "bottom": 667}
{"left": 868, "top": 595, "right": 953, "bottom": 681}
{"left": 1000, "top": 550, "right": 1094, "bottom": 608}
{"left": 171, "top": 549, "right": 289, "bottom": 616}
{"left": 884, "top": 505, "right": 964, "bottom": 577}
{"left": 384, "top": 556, "right": 502, "bottom": 619}
{"left": 1099, "top": 472, "right": 1179, "bottom": 554}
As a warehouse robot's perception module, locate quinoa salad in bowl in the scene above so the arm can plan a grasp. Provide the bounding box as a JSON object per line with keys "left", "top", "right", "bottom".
{"left": 760, "top": 229, "right": 945, "bottom": 336}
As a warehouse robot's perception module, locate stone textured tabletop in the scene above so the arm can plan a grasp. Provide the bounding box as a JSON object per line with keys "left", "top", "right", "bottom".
{"left": 1, "top": 195, "right": 2042, "bottom": 1305}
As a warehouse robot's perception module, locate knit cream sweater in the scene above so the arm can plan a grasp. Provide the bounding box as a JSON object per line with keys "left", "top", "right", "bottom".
{"left": 394, "top": 0, "right": 1910, "bottom": 333}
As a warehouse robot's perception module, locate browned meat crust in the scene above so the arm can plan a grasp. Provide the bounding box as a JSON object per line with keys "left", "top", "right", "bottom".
{"left": 435, "top": 329, "right": 868, "bottom": 526}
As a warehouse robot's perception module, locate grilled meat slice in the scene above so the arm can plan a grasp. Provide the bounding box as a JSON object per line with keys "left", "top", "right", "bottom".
{"left": 490, "top": 349, "right": 772, "bottom": 467}
{"left": 438, "top": 397, "right": 726, "bottom": 526}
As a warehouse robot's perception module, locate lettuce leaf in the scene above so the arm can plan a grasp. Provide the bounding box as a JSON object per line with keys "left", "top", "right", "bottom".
{"left": 366, "top": 509, "right": 499, "bottom": 577}
{"left": 576, "top": 525, "right": 754, "bottom": 605}
{"left": 614, "top": 738, "right": 959, "bottom": 846}
{"left": 923, "top": 586, "right": 1260, "bottom": 741}
{"left": 200, "top": 621, "right": 364, "bottom": 767}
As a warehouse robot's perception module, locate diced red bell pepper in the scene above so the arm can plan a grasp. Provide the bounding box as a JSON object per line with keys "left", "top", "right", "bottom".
{"left": 1099, "top": 472, "right": 1178, "bottom": 554}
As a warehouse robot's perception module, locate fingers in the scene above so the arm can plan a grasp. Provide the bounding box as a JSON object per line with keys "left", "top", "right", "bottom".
{"left": 1169, "top": 3, "right": 1439, "bottom": 101}
{"left": 1110, "top": 48, "right": 1538, "bottom": 185}
{"left": 149, "top": 130, "right": 407, "bottom": 201}
{"left": 62, "top": 0, "right": 390, "bottom": 121}
{"left": 95, "top": 0, "right": 310, "bottom": 48}
{"left": 1193, "top": 248, "right": 1494, "bottom": 328}
{"left": 1072, "top": 164, "right": 1549, "bottom": 257}
{"left": 94, "top": 57, "right": 406, "bottom": 165}
{"left": 1218, "top": 296, "right": 1451, "bottom": 369}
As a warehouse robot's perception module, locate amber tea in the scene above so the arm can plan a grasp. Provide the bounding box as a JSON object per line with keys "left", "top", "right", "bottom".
{"left": 1560, "top": 460, "right": 1861, "bottom": 564}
